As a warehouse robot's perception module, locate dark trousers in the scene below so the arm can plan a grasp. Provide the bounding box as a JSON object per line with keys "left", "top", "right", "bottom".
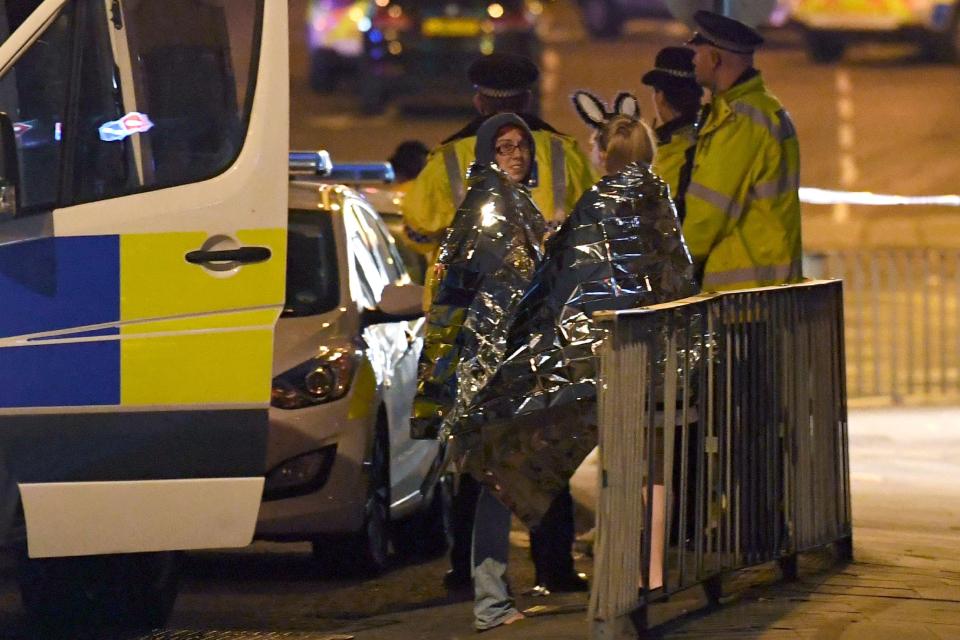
{"left": 529, "top": 486, "right": 575, "bottom": 584}
{"left": 449, "top": 473, "right": 575, "bottom": 585}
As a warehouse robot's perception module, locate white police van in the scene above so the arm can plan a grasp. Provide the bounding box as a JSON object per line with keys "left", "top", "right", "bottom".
{"left": 0, "top": 0, "right": 287, "bottom": 632}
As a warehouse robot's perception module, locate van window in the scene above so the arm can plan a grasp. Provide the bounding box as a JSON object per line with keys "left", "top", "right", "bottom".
{"left": 0, "top": 0, "right": 263, "bottom": 214}
{"left": 72, "top": 0, "right": 262, "bottom": 202}
{"left": 0, "top": 3, "right": 73, "bottom": 211}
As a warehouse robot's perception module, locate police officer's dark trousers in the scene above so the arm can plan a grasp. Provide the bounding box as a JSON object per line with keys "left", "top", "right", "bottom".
{"left": 529, "top": 485, "right": 576, "bottom": 585}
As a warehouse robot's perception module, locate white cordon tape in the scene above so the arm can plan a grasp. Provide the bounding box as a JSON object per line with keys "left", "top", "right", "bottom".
{"left": 800, "top": 187, "right": 960, "bottom": 207}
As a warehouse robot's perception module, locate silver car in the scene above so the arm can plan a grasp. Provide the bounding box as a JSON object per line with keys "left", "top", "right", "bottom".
{"left": 255, "top": 177, "right": 446, "bottom": 573}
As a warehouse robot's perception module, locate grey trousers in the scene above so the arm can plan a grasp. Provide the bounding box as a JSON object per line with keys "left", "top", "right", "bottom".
{"left": 472, "top": 486, "right": 520, "bottom": 630}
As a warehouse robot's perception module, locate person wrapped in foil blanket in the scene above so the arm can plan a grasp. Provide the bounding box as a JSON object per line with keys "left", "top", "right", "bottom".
{"left": 410, "top": 113, "right": 545, "bottom": 456}
{"left": 464, "top": 156, "right": 700, "bottom": 527}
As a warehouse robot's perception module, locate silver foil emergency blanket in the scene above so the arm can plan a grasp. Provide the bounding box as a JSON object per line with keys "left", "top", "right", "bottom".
{"left": 464, "top": 162, "right": 700, "bottom": 526}
{"left": 410, "top": 162, "right": 545, "bottom": 443}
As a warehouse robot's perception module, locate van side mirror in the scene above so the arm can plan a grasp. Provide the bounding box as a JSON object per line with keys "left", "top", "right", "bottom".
{"left": 0, "top": 113, "right": 19, "bottom": 219}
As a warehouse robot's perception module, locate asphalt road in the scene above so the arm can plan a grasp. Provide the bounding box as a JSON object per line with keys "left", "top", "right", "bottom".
{"left": 288, "top": 0, "right": 960, "bottom": 253}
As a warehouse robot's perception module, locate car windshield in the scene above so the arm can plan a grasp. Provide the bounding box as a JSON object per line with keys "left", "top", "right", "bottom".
{"left": 284, "top": 210, "right": 340, "bottom": 318}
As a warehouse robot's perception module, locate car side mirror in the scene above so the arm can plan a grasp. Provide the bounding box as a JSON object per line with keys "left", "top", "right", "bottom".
{"left": 0, "top": 113, "right": 19, "bottom": 219}
{"left": 380, "top": 282, "right": 425, "bottom": 317}
{"left": 360, "top": 283, "right": 425, "bottom": 327}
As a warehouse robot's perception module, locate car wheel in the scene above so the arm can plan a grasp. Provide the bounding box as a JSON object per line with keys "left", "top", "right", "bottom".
{"left": 313, "top": 417, "right": 391, "bottom": 575}
{"left": 392, "top": 473, "right": 453, "bottom": 559}
{"left": 18, "top": 551, "right": 179, "bottom": 636}
{"left": 581, "top": 0, "right": 623, "bottom": 39}
{"left": 309, "top": 48, "right": 339, "bottom": 92}
{"left": 804, "top": 30, "right": 846, "bottom": 64}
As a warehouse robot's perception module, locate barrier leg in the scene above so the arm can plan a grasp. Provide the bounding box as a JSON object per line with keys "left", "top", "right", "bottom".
{"left": 836, "top": 534, "right": 854, "bottom": 562}
{"left": 703, "top": 574, "right": 724, "bottom": 605}
{"left": 778, "top": 553, "right": 799, "bottom": 582}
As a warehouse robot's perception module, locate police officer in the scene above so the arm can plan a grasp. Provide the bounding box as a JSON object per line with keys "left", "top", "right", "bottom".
{"left": 641, "top": 46, "right": 703, "bottom": 221}
{"left": 402, "top": 53, "right": 596, "bottom": 263}
{"left": 683, "top": 11, "right": 803, "bottom": 291}
{"left": 405, "top": 53, "right": 594, "bottom": 594}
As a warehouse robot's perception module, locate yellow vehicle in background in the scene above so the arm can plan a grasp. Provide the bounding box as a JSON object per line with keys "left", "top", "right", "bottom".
{"left": 792, "top": 0, "right": 960, "bottom": 62}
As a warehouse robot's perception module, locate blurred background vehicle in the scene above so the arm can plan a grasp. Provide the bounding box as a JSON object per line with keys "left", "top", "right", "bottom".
{"left": 578, "top": 0, "right": 669, "bottom": 38}
{"left": 791, "top": 0, "right": 960, "bottom": 63}
{"left": 307, "top": 0, "right": 369, "bottom": 91}
{"left": 256, "top": 158, "right": 447, "bottom": 574}
{"left": 306, "top": 1, "right": 547, "bottom": 112}
{"left": 577, "top": 0, "right": 793, "bottom": 39}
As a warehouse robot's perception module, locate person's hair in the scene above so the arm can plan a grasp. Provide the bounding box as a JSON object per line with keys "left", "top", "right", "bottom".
{"left": 660, "top": 84, "right": 703, "bottom": 121}
{"left": 597, "top": 115, "right": 656, "bottom": 174}
{"left": 475, "top": 91, "right": 532, "bottom": 116}
{"left": 389, "top": 140, "right": 429, "bottom": 182}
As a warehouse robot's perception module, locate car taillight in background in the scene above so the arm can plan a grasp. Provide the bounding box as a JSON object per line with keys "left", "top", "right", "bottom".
{"left": 371, "top": 0, "right": 414, "bottom": 32}
{"left": 271, "top": 346, "right": 361, "bottom": 410}
{"left": 487, "top": 1, "right": 542, "bottom": 32}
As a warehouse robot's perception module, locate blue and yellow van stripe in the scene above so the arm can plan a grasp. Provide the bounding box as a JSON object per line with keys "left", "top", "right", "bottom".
{"left": 0, "top": 228, "right": 285, "bottom": 409}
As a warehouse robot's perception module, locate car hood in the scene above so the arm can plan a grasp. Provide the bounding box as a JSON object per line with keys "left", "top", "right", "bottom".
{"left": 272, "top": 307, "right": 358, "bottom": 376}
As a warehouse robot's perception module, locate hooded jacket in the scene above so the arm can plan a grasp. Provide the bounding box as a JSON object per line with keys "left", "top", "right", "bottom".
{"left": 401, "top": 114, "right": 596, "bottom": 260}
{"left": 411, "top": 115, "right": 546, "bottom": 441}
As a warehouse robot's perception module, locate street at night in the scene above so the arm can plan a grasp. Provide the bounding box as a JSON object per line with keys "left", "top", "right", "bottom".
{"left": 1, "top": 1, "right": 959, "bottom": 638}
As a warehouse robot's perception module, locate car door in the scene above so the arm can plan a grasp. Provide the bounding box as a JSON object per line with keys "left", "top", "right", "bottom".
{"left": 0, "top": 0, "right": 287, "bottom": 558}
{"left": 343, "top": 196, "right": 436, "bottom": 512}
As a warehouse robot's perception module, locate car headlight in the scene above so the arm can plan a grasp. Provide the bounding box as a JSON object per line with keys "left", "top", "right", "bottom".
{"left": 263, "top": 444, "right": 338, "bottom": 501}
{"left": 271, "top": 347, "right": 359, "bottom": 410}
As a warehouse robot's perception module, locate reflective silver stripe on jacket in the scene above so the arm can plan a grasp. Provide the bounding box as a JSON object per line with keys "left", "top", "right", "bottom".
{"left": 731, "top": 102, "right": 797, "bottom": 143}
{"left": 550, "top": 137, "right": 566, "bottom": 221}
{"left": 687, "top": 180, "right": 744, "bottom": 222}
{"left": 752, "top": 169, "right": 800, "bottom": 200}
{"left": 443, "top": 145, "right": 466, "bottom": 206}
{"left": 703, "top": 259, "right": 803, "bottom": 288}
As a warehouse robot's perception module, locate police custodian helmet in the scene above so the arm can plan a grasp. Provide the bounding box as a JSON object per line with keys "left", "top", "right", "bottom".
{"left": 642, "top": 46, "right": 699, "bottom": 92}
{"left": 686, "top": 10, "right": 764, "bottom": 54}
{"left": 468, "top": 53, "right": 540, "bottom": 98}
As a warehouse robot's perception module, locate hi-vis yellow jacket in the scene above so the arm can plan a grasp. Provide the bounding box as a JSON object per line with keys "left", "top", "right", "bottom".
{"left": 653, "top": 118, "right": 697, "bottom": 203}
{"left": 402, "top": 127, "right": 596, "bottom": 261}
{"left": 683, "top": 72, "right": 802, "bottom": 292}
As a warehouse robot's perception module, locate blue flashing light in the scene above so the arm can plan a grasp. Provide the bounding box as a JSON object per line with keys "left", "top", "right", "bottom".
{"left": 370, "top": 47, "right": 385, "bottom": 60}
{"left": 369, "top": 29, "right": 383, "bottom": 44}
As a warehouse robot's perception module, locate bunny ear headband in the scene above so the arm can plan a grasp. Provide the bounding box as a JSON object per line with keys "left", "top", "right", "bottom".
{"left": 572, "top": 90, "right": 641, "bottom": 130}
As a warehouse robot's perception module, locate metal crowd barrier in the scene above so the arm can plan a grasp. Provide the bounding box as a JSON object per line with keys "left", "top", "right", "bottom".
{"left": 588, "top": 280, "right": 852, "bottom": 639}
{"left": 810, "top": 249, "right": 960, "bottom": 403}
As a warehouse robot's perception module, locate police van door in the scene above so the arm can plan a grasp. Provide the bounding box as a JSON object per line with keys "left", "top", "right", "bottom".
{"left": 0, "top": 0, "right": 286, "bottom": 561}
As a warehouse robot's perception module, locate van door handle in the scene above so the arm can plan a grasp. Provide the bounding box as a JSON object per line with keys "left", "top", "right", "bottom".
{"left": 185, "top": 246, "right": 272, "bottom": 265}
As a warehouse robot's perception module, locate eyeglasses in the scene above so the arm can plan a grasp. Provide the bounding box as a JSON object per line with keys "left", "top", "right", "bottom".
{"left": 495, "top": 140, "right": 530, "bottom": 157}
